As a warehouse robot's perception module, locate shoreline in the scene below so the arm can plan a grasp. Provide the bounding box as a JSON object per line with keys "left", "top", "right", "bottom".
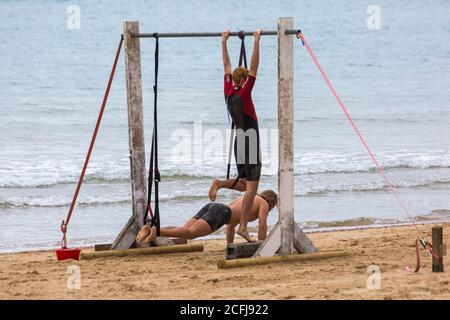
{"left": 0, "top": 222, "right": 448, "bottom": 299}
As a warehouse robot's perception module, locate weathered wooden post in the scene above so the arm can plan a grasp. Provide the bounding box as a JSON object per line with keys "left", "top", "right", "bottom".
{"left": 432, "top": 226, "right": 444, "bottom": 272}
{"left": 253, "top": 17, "right": 317, "bottom": 258}
{"left": 277, "top": 17, "right": 295, "bottom": 255}
{"left": 111, "top": 21, "right": 147, "bottom": 250}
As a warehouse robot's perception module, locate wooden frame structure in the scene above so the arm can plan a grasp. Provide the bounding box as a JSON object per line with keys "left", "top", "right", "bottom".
{"left": 109, "top": 18, "right": 319, "bottom": 261}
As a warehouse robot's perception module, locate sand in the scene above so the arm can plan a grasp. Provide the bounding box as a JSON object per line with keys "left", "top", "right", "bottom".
{"left": 0, "top": 223, "right": 448, "bottom": 300}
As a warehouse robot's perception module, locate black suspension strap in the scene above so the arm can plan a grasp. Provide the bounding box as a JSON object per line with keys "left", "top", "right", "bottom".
{"left": 144, "top": 34, "right": 161, "bottom": 236}
{"left": 238, "top": 31, "right": 248, "bottom": 69}
{"left": 226, "top": 31, "right": 248, "bottom": 181}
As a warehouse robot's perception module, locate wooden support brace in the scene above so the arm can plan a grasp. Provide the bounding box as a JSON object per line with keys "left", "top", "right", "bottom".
{"left": 253, "top": 223, "right": 317, "bottom": 257}
{"left": 81, "top": 243, "right": 204, "bottom": 260}
{"left": 218, "top": 250, "right": 351, "bottom": 269}
{"left": 294, "top": 224, "right": 318, "bottom": 254}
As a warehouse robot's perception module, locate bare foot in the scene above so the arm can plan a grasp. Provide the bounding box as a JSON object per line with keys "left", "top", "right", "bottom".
{"left": 136, "top": 225, "right": 151, "bottom": 243}
{"left": 237, "top": 229, "right": 255, "bottom": 243}
{"left": 141, "top": 226, "right": 158, "bottom": 246}
{"left": 208, "top": 179, "right": 220, "bottom": 202}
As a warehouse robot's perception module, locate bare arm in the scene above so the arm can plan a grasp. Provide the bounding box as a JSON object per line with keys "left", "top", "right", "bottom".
{"left": 222, "top": 30, "right": 231, "bottom": 75}
{"left": 257, "top": 199, "right": 269, "bottom": 241}
{"left": 226, "top": 224, "right": 236, "bottom": 244}
{"left": 249, "top": 30, "right": 262, "bottom": 77}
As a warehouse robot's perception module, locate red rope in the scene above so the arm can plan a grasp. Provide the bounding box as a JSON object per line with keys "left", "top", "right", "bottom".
{"left": 296, "top": 32, "right": 441, "bottom": 271}
{"left": 60, "top": 36, "right": 123, "bottom": 248}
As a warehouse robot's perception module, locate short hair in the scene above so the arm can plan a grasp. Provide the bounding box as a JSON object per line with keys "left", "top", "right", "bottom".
{"left": 258, "top": 189, "right": 278, "bottom": 209}
{"left": 232, "top": 66, "right": 249, "bottom": 85}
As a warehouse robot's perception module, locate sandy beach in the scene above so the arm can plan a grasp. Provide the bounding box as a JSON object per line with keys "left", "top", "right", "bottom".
{"left": 0, "top": 223, "right": 448, "bottom": 300}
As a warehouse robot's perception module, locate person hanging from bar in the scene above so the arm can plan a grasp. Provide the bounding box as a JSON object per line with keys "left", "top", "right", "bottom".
{"left": 208, "top": 29, "right": 262, "bottom": 242}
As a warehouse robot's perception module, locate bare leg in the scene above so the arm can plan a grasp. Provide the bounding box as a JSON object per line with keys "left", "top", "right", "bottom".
{"left": 208, "top": 178, "right": 247, "bottom": 201}
{"left": 143, "top": 219, "right": 212, "bottom": 244}
{"left": 237, "top": 180, "right": 259, "bottom": 242}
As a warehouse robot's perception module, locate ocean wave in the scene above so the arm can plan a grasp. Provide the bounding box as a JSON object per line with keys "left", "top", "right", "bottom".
{"left": 1, "top": 150, "right": 450, "bottom": 188}
{"left": 2, "top": 176, "right": 450, "bottom": 208}
{"left": 0, "top": 194, "right": 131, "bottom": 209}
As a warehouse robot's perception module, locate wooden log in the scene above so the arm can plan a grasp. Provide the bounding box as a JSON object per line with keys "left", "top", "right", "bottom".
{"left": 111, "top": 21, "right": 147, "bottom": 250}
{"left": 277, "top": 17, "right": 295, "bottom": 255}
{"left": 227, "top": 241, "right": 263, "bottom": 259}
{"left": 81, "top": 243, "right": 204, "bottom": 260}
{"left": 432, "top": 226, "right": 444, "bottom": 272}
{"left": 218, "top": 250, "right": 350, "bottom": 269}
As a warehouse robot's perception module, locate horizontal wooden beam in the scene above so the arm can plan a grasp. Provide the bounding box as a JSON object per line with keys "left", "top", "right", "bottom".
{"left": 218, "top": 250, "right": 350, "bottom": 269}
{"left": 81, "top": 243, "right": 204, "bottom": 260}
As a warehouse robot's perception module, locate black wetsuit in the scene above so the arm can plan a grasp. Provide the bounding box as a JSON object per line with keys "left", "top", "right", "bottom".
{"left": 224, "top": 74, "right": 261, "bottom": 181}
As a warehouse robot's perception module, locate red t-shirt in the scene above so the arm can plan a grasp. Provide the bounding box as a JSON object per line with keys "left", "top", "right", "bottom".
{"left": 224, "top": 74, "right": 258, "bottom": 122}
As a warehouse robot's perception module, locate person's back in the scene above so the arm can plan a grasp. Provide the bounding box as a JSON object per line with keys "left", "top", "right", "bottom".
{"left": 227, "top": 195, "right": 262, "bottom": 225}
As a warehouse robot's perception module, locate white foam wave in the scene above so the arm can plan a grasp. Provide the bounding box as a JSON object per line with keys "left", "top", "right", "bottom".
{"left": 1, "top": 150, "right": 450, "bottom": 188}
{"left": 2, "top": 175, "right": 450, "bottom": 208}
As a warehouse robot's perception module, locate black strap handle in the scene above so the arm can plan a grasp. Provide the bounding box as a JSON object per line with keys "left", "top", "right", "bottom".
{"left": 238, "top": 31, "right": 248, "bottom": 68}
{"left": 144, "top": 35, "right": 161, "bottom": 236}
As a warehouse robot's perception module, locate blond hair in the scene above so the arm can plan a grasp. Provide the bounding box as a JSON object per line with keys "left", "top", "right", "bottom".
{"left": 258, "top": 189, "right": 278, "bottom": 209}
{"left": 232, "top": 66, "right": 249, "bottom": 86}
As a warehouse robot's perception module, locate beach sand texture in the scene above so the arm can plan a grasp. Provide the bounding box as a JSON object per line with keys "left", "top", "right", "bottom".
{"left": 0, "top": 223, "right": 448, "bottom": 300}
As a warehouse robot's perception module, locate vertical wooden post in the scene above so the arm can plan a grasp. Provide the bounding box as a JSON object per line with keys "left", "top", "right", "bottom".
{"left": 112, "top": 21, "right": 147, "bottom": 249}
{"left": 432, "top": 226, "right": 444, "bottom": 272}
{"left": 254, "top": 17, "right": 316, "bottom": 258}
{"left": 277, "top": 17, "right": 294, "bottom": 255}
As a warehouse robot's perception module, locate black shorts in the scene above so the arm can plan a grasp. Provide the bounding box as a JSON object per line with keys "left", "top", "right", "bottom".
{"left": 236, "top": 162, "right": 261, "bottom": 181}
{"left": 234, "top": 133, "right": 262, "bottom": 181}
{"left": 192, "top": 203, "right": 232, "bottom": 232}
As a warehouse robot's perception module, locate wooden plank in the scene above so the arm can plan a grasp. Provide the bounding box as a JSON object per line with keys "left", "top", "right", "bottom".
{"left": 227, "top": 241, "right": 263, "bottom": 259}
{"left": 432, "top": 226, "right": 444, "bottom": 272}
{"left": 218, "top": 250, "right": 351, "bottom": 269}
{"left": 112, "top": 21, "right": 147, "bottom": 250}
{"left": 253, "top": 222, "right": 281, "bottom": 257}
{"left": 277, "top": 17, "right": 295, "bottom": 255}
{"left": 81, "top": 243, "right": 204, "bottom": 260}
{"left": 94, "top": 243, "right": 112, "bottom": 252}
{"left": 294, "top": 224, "right": 318, "bottom": 253}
